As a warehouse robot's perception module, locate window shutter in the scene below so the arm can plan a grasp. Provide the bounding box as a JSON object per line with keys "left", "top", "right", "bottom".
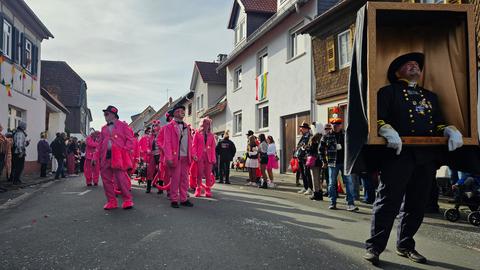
{"left": 326, "top": 36, "right": 336, "bottom": 72}
{"left": 11, "top": 27, "right": 16, "bottom": 61}
{"left": 32, "top": 45, "right": 37, "bottom": 74}
{"left": 20, "top": 33, "right": 25, "bottom": 67}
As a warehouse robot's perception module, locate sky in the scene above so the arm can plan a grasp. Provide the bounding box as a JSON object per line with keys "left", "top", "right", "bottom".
{"left": 25, "top": 0, "right": 233, "bottom": 130}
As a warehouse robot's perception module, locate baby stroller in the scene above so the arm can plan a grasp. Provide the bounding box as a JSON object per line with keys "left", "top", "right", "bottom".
{"left": 134, "top": 158, "right": 148, "bottom": 185}
{"left": 444, "top": 176, "right": 480, "bottom": 226}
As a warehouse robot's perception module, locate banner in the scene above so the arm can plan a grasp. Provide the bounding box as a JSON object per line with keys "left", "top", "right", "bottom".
{"left": 255, "top": 72, "right": 267, "bottom": 101}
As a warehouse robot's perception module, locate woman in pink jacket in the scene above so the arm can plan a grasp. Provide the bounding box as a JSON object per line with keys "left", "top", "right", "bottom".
{"left": 99, "top": 105, "right": 135, "bottom": 210}
{"left": 192, "top": 117, "right": 217, "bottom": 198}
{"left": 84, "top": 130, "right": 100, "bottom": 186}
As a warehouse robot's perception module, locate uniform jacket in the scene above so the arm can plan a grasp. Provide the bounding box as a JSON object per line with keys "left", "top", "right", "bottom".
{"left": 85, "top": 135, "right": 99, "bottom": 161}
{"left": 98, "top": 120, "right": 135, "bottom": 167}
{"left": 192, "top": 131, "right": 216, "bottom": 164}
{"left": 163, "top": 120, "right": 193, "bottom": 165}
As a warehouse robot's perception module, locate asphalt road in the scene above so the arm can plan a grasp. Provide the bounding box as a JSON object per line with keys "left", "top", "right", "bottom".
{"left": 0, "top": 174, "right": 478, "bottom": 270}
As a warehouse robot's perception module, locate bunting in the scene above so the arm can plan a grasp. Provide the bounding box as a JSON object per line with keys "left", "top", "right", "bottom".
{"left": 6, "top": 84, "right": 11, "bottom": 97}
{"left": 255, "top": 72, "right": 267, "bottom": 101}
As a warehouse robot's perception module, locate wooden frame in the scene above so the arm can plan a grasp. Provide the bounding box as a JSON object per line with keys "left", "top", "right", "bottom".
{"left": 366, "top": 2, "right": 478, "bottom": 145}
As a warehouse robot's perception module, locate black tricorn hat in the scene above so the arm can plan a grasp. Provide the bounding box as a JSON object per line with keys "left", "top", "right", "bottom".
{"left": 102, "top": 105, "right": 119, "bottom": 119}
{"left": 299, "top": 122, "right": 311, "bottom": 129}
{"left": 387, "top": 52, "right": 424, "bottom": 83}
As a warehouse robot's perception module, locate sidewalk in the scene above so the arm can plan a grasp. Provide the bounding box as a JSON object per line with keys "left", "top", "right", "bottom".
{"left": 0, "top": 173, "right": 58, "bottom": 192}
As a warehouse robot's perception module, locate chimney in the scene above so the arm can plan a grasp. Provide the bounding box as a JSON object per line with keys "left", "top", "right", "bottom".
{"left": 216, "top": 54, "right": 227, "bottom": 63}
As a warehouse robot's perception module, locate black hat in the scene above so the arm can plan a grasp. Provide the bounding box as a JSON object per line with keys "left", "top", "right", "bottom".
{"left": 299, "top": 122, "right": 311, "bottom": 129}
{"left": 169, "top": 104, "right": 186, "bottom": 115}
{"left": 387, "top": 52, "right": 424, "bottom": 83}
{"left": 246, "top": 130, "right": 254, "bottom": 136}
{"left": 103, "top": 105, "right": 119, "bottom": 119}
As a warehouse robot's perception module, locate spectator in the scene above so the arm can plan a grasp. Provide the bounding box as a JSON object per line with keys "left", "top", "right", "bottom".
{"left": 320, "top": 119, "right": 358, "bottom": 211}
{"left": 308, "top": 133, "right": 323, "bottom": 201}
{"left": 79, "top": 140, "right": 86, "bottom": 172}
{"left": 4, "top": 132, "right": 13, "bottom": 182}
{"left": 67, "top": 137, "right": 79, "bottom": 176}
{"left": 11, "top": 121, "right": 30, "bottom": 185}
{"left": 37, "top": 132, "right": 51, "bottom": 178}
{"left": 258, "top": 134, "right": 269, "bottom": 188}
{"left": 216, "top": 130, "right": 236, "bottom": 184}
{"left": 322, "top": 124, "right": 333, "bottom": 197}
{"left": 51, "top": 133, "right": 66, "bottom": 179}
{"left": 245, "top": 135, "right": 259, "bottom": 186}
{"left": 296, "top": 122, "right": 313, "bottom": 196}
{"left": 265, "top": 135, "right": 278, "bottom": 188}
{"left": 0, "top": 124, "right": 6, "bottom": 180}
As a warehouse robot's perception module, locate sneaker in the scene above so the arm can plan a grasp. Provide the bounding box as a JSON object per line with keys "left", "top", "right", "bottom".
{"left": 225, "top": 180, "right": 231, "bottom": 184}
{"left": 303, "top": 189, "right": 313, "bottom": 195}
{"left": 346, "top": 205, "right": 359, "bottom": 212}
{"left": 171, "top": 202, "right": 179, "bottom": 208}
{"left": 396, "top": 249, "right": 427, "bottom": 264}
{"left": 180, "top": 200, "right": 194, "bottom": 207}
{"left": 267, "top": 182, "right": 275, "bottom": 188}
{"left": 297, "top": 188, "right": 307, "bottom": 194}
{"left": 328, "top": 204, "right": 337, "bottom": 210}
{"left": 363, "top": 250, "right": 380, "bottom": 265}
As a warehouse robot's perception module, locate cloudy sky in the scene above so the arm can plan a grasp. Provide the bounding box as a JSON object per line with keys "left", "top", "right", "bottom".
{"left": 25, "top": 0, "right": 233, "bottom": 129}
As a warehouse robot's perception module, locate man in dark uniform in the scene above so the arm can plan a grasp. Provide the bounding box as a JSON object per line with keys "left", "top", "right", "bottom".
{"left": 363, "top": 53, "right": 463, "bottom": 265}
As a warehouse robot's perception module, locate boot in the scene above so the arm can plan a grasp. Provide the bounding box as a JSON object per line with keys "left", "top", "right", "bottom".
{"left": 205, "top": 187, "right": 212, "bottom": 198}
{"left": 146, "top": 180, "right": 152, "bottom": 193}
{"left": 103, "top": 200, "right": 118, "bottom": 210}
{"left": 194, "top": 187, "right": 202, "bottom": 197}
{"left": 310, "top": 191, "right": 323, "bottom": 201}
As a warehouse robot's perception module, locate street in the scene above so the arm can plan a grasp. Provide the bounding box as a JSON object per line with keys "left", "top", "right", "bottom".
{"left": 0, "top": 173, "right": 478, "bottom": 270}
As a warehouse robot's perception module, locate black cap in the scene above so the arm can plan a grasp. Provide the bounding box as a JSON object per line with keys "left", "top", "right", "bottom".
{"left": 102, "top": 105, "right": 119, "bottom": 119}
{"left": 387, "top": 52, "right": 424, "bottom": 83}
{"left": 246, "top": 130, "right": 254, "bottom": 136}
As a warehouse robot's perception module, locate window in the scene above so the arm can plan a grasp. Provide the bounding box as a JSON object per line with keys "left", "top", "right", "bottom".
{"left": 188, "top": 103, "right": 192, "bottom": 116}
{"left": 196, "top": 96, "right": 200, "bottom": 111}
{"left": 201, "top": 94, "right": 204, "bottom": 109}
{"left": 288, "top": 23, "right": 305, "bottom": 59}
{"left": 258, "top": 105, "right": 269, "bottom": 130}
{"left": 15, "top": 30, "right": 21, "bottom": 63}
{"left": 235, "top": 18, "right": 246, "bottom": 45}
{"left": 234, "top": 66, "right": 242, "bottom": 89}
{"left": 8, "top": 106, "right": 26, "bottom": 131}
{"left": 3, "top": 20, "right": 12, "bottom": 58}
{"left": 257, "top": 49, "right": 268, "bottom": 76}
{"left": 337, "top": 30, "right": 352, "bottom": 69}
{"left": 234, "top": 111, "right": 242, "bottom": 134}
{"left": 25, "top": 39, "right": 32, "bottom": 72}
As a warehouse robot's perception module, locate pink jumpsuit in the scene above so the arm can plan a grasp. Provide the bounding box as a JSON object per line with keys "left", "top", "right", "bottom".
{"left": 192, "top": 131, "right": 216, "bottom": 197}
{"left": 84, "top": 135, "right": 100, "bottom": 185}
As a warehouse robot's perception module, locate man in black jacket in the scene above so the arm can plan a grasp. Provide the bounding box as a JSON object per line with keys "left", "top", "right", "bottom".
{"left": 216, "top": 130, "right": 236, "bottom": 184}
{"left": 50, "top": 133, "right": 67, "bottom": 179}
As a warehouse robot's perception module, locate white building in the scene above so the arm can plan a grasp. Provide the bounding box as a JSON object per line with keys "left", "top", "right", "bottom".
{"left": 0, "top": 0, "right": 53, "bottom": 174}
{"left": 218, "top": 0, "right": 322, "bottom": 172}
{"left": 41, "top": 87, "right": 68, "bottom": 144}
{"left": 129, "top": 105, "right": 156, "bottom": 135}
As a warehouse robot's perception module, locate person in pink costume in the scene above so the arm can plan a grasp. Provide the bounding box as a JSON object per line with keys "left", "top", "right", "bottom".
{"left": 84, "top": 130, "right": 100, "bottom": 186}
{"left": 154, "top": 112, "right": 173, "bottom": 192}
{"left": 99, "top": 105, "right": 135, "bottom": 210}
{"left": 138, "top": 127, "right": 152, "bottom": 164}
{"left": 163, "top": 105, "right": 194, "bottom": 208}
{"left": 192, "top": 117, "right": 217, "bottom": 198}
{"left": 146, "top": 120, "right": 162, "bottom": 194}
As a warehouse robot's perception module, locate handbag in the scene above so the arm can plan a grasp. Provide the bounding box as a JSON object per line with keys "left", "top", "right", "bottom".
{"left": 306, "top": 155, "right": 317, "bottom": 168}
{"left": 290, "top": 157, "right": 299, "bottom": 173}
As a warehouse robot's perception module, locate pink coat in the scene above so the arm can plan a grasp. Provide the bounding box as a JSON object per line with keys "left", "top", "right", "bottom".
{"left": 98, "top": 120, "right": 135, "bottom": 168}
{"left": 157, "top": 126, "right": 166, "bottom": 161}
{"left": 85, "top": 135, "right": 99, "bottom": 161}
{"left": 163, "top": 120, "right": 193, "bottom": 165}
{"left": 138, "top": 135, "right": 152, "bottom": 162}
{"left": 192, "top": 132, "right": 216, "bottom": 164}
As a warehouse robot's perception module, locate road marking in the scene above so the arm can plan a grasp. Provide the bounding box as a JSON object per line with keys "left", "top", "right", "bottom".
{"left": 78, "top": 190, "right": 91, "bottom": 196}
{"left": 0, "top": 192, "right": 33, "bottom": 210}
{"left": 61, "top": 190, "right": 92, "bottom": 196}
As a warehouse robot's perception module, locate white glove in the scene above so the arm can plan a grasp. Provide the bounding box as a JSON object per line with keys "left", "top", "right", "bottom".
{"left": 379, "top": 124, "right": 402, "bottom": 155}
{"left": 444, "top": 126, "right": 463, "bottom": 152}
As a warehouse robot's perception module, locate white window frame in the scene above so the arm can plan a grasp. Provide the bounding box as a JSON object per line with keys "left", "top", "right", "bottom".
{"left": 257, "top": 104, "right": 269, "bottom": 131}
{"left": 196, "top": 96, "right": 200, "bottom": 111}
{"left": 288, "top": 22, "right": 306, "bottom": 60}
{"left": 8, "top": 106, "right": 26, "bottom": 132}
{"left": 337, "top": 29, "right": 352, "bottom": 69}
{"left": 234, "top": 18, "right": 246, "bottom": 46}
{"left": 25, "top": 39, "right": 32, "bottom": 72}
{"left": 234, "top": 66, "right": 242, "bottom": 90}
{"left": 257, "top": 48, "right": 268, "bottom": 76}
{"left": 3, "top": 20, "right": 12, "bottom": 59}
{"left": 233, "top": 111, "right": 242, "bottom": 135}
{"left": 200, "top": 94, "right": 204, "bottom": 109}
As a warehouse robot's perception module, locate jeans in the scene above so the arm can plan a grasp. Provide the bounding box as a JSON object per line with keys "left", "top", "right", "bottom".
{"left": 360, "top": 173, "right": 376, "bottom": 203}
{"left": 12, "top": 154, "right": 25, "bottom": 183}
{"left": 328, "top": 163, "right": 354, "bottom": 206}
{"left": 55, "top": 157, "right": 65, "bottom": 179}
{"left": 219, "top": 160, "right": 231, "bottom": 182}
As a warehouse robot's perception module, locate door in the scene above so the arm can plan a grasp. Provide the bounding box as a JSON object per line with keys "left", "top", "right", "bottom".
{"left": 281, "top": 111, "right": 310, "bottom": 173}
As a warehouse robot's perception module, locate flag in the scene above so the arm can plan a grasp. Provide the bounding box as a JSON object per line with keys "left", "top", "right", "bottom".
{"left": 6, "top": 84, "right": 11, "bottom": 97}
{"left": 255, "top": 72, "right": 267, "bottom": 101}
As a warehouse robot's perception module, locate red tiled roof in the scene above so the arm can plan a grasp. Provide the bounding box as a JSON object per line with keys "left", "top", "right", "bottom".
{"left": 240, "top": 0, "right": 277, "bottom": 14}
{"left": 195, "top": 61, "right": 226, "bottom": 85}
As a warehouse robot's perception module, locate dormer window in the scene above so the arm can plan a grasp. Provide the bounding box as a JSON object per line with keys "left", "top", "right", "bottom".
{"left": 235, "top": 18, "right": 246, "bottom": 45}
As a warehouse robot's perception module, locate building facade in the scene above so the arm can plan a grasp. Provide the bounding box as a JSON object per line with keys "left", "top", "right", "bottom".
{"left": 219, "top": 0, "right": 332, "bottom": 172}
{"left": 41, "top": 87, "right": 68, "bottom": 144}
{"left": 129, "top": 105, "right": 156, "bottom": 135}
{"left": 0, "top": 0, "right": 53, "bottom": 174}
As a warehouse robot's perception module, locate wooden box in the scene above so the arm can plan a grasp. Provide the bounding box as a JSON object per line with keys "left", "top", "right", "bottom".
{"left": 366, "top": 2, "right": 478, "bottom": 145}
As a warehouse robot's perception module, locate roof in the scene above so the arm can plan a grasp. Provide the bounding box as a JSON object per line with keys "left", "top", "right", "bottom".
{"left": 128, "top": 106, "right": 156, "bottom": 127}
{"left": 3, "top": 0, "right": 54, "bottom": 40}
{"left": 219, "top": 0, "right": 308, "bottom": 70}
{"left": 40, "top": 61, "right": 87, "bottom": 108}
{"left": 196, "top": 61, "right": 226, "bottom": 84}
{"left": 41, "top": 87, "right": 69, "bottom": 114}
{"left": 241, "top": 0, "right": 277, "bottom": 13}
{"left": 202, "top": 95, "right": 227, "bottom": 118}
{"left": 145, "top": 92, "right": 193, "bottom": 126}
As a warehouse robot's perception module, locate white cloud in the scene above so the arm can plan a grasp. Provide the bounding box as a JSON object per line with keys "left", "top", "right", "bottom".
{"left": 25, "top": 0, "right": 233, "bottom": 129}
